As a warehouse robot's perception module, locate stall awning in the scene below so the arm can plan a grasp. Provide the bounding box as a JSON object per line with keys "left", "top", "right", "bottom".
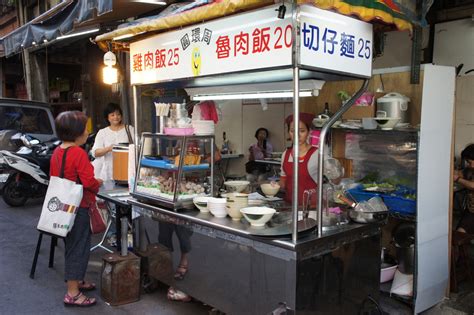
{"left": 94, "top": 0, "right": 421, "bottom": 50}
{"left": 1, "top": 0, "right": 168, "bottom": 58}
{"left": 1, "top": 0, "right": 111, "bottom": 57}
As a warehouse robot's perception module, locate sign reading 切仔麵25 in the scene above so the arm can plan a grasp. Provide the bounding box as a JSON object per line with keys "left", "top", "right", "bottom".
{"left": 299, "top": 5, "right": 373, "bottom": 78}
{"left": 129, "top": 4, "right": 373, "bottom": 85}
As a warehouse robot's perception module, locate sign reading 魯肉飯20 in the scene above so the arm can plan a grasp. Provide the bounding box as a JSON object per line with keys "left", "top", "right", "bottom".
{"left": 129, "top": 4, "right": 373, "bottom": 85}
{"left": 299, "top": 5, "right": 373, "bottom": 78}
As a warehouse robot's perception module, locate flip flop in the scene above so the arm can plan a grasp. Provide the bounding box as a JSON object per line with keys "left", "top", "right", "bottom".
{"left": 174, "top": 265, "right": 188, "bottom": 280}
{"left": 167, "top": 287, "right": 191, "bottom": 302}
{"left": 78, "top": 281, "right": 96, "bottom": 291}
{"left": 64, "top": 292, "right": 96, "bottom": 307}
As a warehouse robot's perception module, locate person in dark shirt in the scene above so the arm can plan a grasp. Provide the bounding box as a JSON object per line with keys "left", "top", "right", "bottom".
{"left": 454, "top": 144, "right": 474, "bottom": 234}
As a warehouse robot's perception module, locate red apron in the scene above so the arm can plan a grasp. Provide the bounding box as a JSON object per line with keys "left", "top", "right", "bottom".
{"left": 283, "top": 146, "right": 318, "bottom": 206}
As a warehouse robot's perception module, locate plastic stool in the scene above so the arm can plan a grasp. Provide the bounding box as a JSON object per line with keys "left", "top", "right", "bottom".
{"left": 30, "top": 231, "right": 63, "bottom": 279}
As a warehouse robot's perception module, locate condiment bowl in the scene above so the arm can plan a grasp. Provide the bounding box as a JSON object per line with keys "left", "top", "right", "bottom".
{"left": 260, "top": 183, "right": 280, "bottom": 197}
{"left": 240, "top": 206, "right": 276, "bottom": 227}
{"left": 193, "top": 196, "right": 211, "bottom": 213}
{"left": 224, "top": 180, "right": 250, "bottom": 193}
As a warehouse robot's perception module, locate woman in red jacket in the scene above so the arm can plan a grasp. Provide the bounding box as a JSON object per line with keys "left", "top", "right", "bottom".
{"left": 50, "top": 111, "right": 102, "bottom": 307}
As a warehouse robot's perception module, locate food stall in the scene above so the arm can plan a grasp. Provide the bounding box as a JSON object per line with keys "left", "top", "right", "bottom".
{"left": 94, "top": 1, "right": 453, "bottom": 314}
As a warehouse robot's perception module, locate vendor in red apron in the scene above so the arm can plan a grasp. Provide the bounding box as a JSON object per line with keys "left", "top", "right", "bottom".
{"left": 279, "top": 113, "right": 318, "bottom": 206}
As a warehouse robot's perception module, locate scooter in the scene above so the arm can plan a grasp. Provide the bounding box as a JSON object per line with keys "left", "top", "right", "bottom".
{"left": 0, "top": 133, "right": 60, "bottom": 206}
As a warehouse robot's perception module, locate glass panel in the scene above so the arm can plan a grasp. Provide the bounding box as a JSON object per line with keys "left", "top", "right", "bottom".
{"left": 136, "top": 134, "right": 213, "bottom": 205}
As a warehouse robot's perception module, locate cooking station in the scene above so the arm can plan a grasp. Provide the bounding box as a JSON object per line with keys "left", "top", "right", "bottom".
{"left": 130, "top": 199, "right": 381, "bottom": 314}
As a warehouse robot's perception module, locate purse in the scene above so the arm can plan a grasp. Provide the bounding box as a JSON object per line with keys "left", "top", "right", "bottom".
{"left": 89, "top": 201, "right": 108, "bottom": 234}
{"left": 37, "top": 147, "right": 83, "bottom": 237}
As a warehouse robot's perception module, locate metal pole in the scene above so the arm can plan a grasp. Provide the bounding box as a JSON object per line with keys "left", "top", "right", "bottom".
{"left": 132, "top": 85, "right": 140, "bottom": 163}
{"left": 121, "top": 217, "right": 128, "bottom": 256}
{"left": 291, "top": 3, "right": 300, "bottom": 243}
{"left": 316, "top": 79, "right": 369, "bottom": 235}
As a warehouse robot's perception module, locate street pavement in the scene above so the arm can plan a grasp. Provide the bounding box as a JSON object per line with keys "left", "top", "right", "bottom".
{"left": 0, "top": 197, "right": 209, "bottom": 315}
{"left": 0, "top": 197, "right": 473, "bottom": 315}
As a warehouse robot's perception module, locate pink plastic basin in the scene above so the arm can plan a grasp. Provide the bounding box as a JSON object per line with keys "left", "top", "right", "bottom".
{"left": 380, "top": 263, "right": 398, "bottom": 283}
{"left": 164, "top": 127, "right": 194, "bottom": 136}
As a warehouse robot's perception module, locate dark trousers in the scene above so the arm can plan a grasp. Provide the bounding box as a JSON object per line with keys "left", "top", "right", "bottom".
{"left": 158, "top": 222, "right": 192, "bottom": 253}
{"left": 64, "top": 207, "right": 91, "bottom": 281}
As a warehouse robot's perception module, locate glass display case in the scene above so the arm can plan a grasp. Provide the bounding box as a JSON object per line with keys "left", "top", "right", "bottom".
{"left": 132, "top": 132, "right": 215, "bottom": 210}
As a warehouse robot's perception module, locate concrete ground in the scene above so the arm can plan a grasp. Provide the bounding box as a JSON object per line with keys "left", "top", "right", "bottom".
{"left": 0, "top": 197, "right": 473, "bottom": 315}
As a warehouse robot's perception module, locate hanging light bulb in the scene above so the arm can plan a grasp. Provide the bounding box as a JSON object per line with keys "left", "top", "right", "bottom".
{"left": 103, "top": 50, "right": 118, "bottom": 84}
{"left": 103, "top": 66, "right": 118, "bottom": 85}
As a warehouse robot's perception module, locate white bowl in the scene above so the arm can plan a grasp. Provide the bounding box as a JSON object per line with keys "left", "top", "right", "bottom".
{"left": 193, "top": 196, "right": 211, "bottom": 213}
{"left": 240, "top": 206, "right": 276, "bottom": 227}
{"left": 260, "top": 183, "right": 280, "bottom": 197}
{"left": 224, "top": 180, "right": 250, "bottom": 193}
{"left": 374, "top": 117, "right": 401, "bottom": 130}
{"left": 208, "top": 198, "right": 227, "bottom": 218}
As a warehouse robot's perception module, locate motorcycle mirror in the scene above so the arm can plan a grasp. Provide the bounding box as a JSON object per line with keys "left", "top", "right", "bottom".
{"left": 20, "top": 135, "right": 31, "bottom": 147}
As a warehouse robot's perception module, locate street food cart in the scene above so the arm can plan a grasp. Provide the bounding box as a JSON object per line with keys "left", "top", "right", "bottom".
{"left": 95, "top": 1, "right": 453, "bottom": 314}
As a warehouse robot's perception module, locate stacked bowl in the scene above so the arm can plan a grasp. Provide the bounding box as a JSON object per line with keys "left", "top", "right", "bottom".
{"left": 225, "top": 193, "right": 248, "bottom": 220}
{"left": 192, "top": 120, "right": 215, "bottom": 135}
{"left": 207, "top": 197, "right": 227, "bottom": 218}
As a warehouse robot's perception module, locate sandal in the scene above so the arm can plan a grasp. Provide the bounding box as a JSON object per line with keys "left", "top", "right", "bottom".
{"left": 167, "top": 287, "right": 191, "bottom": 302}
{"left": 78, "top": 281, "right": 96, "bottom": 291}
{"left": 174, "top": 264, "right": 188, "bottom": 280}
{"left": 63, "top": 292, "right": 96, "bottom": 307}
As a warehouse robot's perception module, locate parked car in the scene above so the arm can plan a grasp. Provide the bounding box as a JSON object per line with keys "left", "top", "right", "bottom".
{"left": 0, "top": 98, "right": 57, "bottom": 149}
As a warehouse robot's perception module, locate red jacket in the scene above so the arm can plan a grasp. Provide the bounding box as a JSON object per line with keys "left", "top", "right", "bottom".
{"left": 50, "top": 146, "right": 100, "bottom": 208}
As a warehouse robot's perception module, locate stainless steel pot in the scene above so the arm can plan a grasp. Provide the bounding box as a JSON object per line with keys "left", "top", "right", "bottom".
{"left": 393, "top": 222, "right": 415, "bottom": 274}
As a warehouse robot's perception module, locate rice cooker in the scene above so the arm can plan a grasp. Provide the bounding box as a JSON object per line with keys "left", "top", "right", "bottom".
{"left": 376, "top": 92, "right": 410, "bottom": 123}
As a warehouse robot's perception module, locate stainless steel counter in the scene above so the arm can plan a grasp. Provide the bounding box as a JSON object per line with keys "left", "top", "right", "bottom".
{"left": 129, "top": 198, "right": 380, "bottom": 256}
{"left": 129, "top": 198, "right": 382, "bottom": 314}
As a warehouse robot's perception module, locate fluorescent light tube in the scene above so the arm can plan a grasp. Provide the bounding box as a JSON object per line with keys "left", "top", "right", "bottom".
{"left": 131, "top": 0, "right": 166, "bottom": 4}
{"left": 57, "top": 28, "right": 99, "bottom": 40}
{"left": 113, "top": 33, "right": 135, "bottom": 41}
{"left": 191, "top": 91, "right": 313, "bottom": 101}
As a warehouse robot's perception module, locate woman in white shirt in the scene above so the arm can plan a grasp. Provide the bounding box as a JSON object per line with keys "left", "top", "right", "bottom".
{"left": 91, "top": 103, "right": 134, "bottom": 181}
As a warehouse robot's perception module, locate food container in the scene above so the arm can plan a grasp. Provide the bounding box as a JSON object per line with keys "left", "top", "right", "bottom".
{"left": 225, "top": 193, "right": 248, "bottom": 220}
{"left": 113, "top": 144, "right": 129, "bottom": 183}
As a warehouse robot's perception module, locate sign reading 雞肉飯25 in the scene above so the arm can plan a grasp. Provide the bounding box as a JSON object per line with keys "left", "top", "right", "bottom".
{"left": 130, "top": 5, "right": 292, "bottom": 85}
{"left": 129, "top": 4, "right": 373, "bottom": 85}
{"left": 299, "top": 5, "right": 373, "bottom": 78}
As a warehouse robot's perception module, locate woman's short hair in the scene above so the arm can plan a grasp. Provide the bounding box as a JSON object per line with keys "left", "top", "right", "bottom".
{"left": 254, "top": 127, "right": 269, "bottom": 139}
{"left": 103, "top": 103, "right": 123, "bottom": 124}
{"left": 461, "top": 144, "right": 474, "bottom": 161}
{"left": 55, "top": 111, "right": 87, "bottom": 142}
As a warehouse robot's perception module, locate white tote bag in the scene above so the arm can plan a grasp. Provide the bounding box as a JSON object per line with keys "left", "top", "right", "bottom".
{"left": 37, "top": 148, "right": 83, "bottom": 237}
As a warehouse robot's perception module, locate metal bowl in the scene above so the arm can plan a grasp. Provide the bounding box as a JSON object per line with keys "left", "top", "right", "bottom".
{"left": 348, "top": 209, "right": 388, "bottom": 223}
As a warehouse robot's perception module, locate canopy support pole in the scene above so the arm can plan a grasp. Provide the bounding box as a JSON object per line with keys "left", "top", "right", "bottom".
{"left": 316, "top": 79, "right": 369, "bottom": 236}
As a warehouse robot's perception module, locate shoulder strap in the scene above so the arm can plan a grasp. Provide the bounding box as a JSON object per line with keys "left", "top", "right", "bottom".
{"left": 59, "top": 147, "right": 71, "bottom": 179}
{"left": 125, "top": 125, "right": 133, "bottom": 144}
